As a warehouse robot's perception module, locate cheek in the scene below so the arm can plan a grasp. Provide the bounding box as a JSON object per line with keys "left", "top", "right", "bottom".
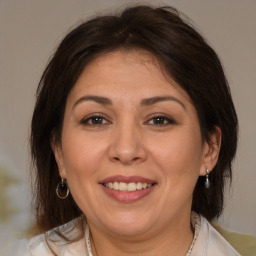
{"left": 61, "top": 131, "right": 104, "bottom": 179}
{"left": 60, "top": 134, "right": 104, "bottom": 209}
{"left": 149, "top": 129, "right": 203, "bottom": 179}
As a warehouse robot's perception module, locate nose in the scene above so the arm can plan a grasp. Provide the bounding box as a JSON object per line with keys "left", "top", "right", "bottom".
{"left": 108, "top": 120, "right": 147, "bottom": 165}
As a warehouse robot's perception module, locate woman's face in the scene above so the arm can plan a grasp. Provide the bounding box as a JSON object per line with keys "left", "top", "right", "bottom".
{"left": 54, "top": 50, "right": 218, "bottom": 237}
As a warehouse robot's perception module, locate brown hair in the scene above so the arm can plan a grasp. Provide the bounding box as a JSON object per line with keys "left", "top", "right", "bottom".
{"left": 31, "top": 4, "right": 238, "bottom": 239}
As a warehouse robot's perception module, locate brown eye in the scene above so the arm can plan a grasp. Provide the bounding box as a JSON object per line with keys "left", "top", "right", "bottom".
{"left": 153, "top": 117, "right": 168, "bottom": 125}
{"left": 81, "top": 116, "right": 109, "bottom": 125}
{"left": 90, "top": 116, "right": 105, "bottom": 124}
{"left": 147, "top": 116, "right": 176, "bottom": 126}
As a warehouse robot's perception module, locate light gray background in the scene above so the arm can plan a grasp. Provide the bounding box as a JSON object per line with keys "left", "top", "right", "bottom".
{"left": 0, "top": 0, "right": 255, "bottom": 246}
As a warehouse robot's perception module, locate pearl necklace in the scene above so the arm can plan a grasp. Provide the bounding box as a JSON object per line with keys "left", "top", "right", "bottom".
{"left": 85, "top": 213, "right": 200, "bottom": 256}
{"left": 85, "top": 225, "right": 94, "bottom": 256}
{"left": 186, "top": 212, "right": 200, "bottom": 256}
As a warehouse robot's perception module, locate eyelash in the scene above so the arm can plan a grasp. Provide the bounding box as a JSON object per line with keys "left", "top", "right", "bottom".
{"left": 80, "top": 114, "right": 176, "bottom": 127}
{"left": 80, "top": 115, "right": 111, "bottom": 126}
{"left": 145, "top": 115, "right": 176, "bottom": 126}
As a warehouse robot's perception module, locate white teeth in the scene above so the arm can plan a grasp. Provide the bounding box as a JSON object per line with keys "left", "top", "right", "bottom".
{"left": 104, "top": 182, "right": 153, "bottom": 192}
{"left": 136, "top": 182, "right": 143, "bottom": 190}
{"left": 113, "top": 182, "right": 119, "bottom": 190}
{"left": 127, "top": 182, "right": 136, "bottom": 192}
{"left": 119, "top": 182, "right": 128, "bottom": 191}
{"left": 142, "top": 183, "right": 147, "bottom": 189}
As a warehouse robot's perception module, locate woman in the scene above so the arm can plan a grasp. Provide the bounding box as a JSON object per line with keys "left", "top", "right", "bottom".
{"left": 26, "top": 5, "right": 243, "bottom": 256}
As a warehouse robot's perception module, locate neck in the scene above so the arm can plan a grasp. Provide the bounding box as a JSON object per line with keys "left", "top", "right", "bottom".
{"left": 87, "top": 214, "right": 193, "bottom": 256}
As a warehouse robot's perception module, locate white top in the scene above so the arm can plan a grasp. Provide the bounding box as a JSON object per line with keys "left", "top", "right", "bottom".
{"left": 3, "top": 215, "right": 241, "bottom": 256}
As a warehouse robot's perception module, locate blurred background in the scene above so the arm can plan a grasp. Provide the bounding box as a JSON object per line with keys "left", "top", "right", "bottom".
{"left": 0, "top": 0, "right": 255, "bottom": 251}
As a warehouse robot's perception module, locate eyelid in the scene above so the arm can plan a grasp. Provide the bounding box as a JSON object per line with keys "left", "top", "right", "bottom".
{"left": 144, "top": 113, "right": 176, "bottom": 125}
{"left": 80, "top": 113, "right": 112, "bottom": 125}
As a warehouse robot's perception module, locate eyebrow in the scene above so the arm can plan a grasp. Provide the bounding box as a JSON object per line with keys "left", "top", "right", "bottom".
{"left": 73, "top": 95, "right": 112, "bottom": 109}
{"left": 72, "top": 95, "right": 185, "bottom": 110}
{"left": 141, "top": 96, "right": 186, "bottom": 109}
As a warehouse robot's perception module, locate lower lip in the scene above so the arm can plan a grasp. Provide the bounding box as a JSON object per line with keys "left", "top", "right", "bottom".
{"left": 101, "top": 185, "right": 155, "bottom": 203}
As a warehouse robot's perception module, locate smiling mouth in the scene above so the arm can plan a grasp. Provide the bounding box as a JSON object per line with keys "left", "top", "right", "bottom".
{"left": 103, "top": 182, "right": 154, "bottom": 192}
{"left": 100, "top": 176, "right": 157, "bottom": 202}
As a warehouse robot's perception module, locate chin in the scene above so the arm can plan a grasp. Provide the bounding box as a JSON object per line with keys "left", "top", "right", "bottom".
{"left": 109, "top": 223, "right": 151, "bottom": 237}
{"left": 102, "top": 213, "right": 154, "bottom": 237}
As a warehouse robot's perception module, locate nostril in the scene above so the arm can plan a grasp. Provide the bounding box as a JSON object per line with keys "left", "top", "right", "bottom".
{"left": 113, "top": 156, "right": 141, "bottom": 162}
{"left": 108, "top": 141, "right": 147, "bottom": 164}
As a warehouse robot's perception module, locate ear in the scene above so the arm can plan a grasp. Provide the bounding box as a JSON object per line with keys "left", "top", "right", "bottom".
{"left": 51, "top": 135, "right": 67, "bottom": 179}
{"left": 199, "top": 126, "right": 222, "bottom": 176}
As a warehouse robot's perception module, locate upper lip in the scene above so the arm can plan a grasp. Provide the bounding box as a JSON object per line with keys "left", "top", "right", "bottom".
{"left": 99, "top": 175, "right": 157, "bottom": 184}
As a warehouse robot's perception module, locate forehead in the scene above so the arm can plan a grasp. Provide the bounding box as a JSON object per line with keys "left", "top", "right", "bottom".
{"left": 68, "top": 50, "right": 191, "bottom": 104}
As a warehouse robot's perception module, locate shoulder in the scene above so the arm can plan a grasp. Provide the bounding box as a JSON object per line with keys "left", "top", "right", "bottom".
{"left": 26, "top": 234, "right": 52, "bottom": 255}
{"left": 212, "top": 222, "right": 256, "bottom": 256}
{"left": 27, "top": 217, "right": 87, "bottom": 256}
{"left": 192, "top": 214, "right": 241, "bottom": 256}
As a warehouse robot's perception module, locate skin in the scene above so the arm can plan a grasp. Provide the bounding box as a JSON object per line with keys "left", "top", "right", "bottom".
{"left": 53, "top": 50, "right": 221, "bottom": 256}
